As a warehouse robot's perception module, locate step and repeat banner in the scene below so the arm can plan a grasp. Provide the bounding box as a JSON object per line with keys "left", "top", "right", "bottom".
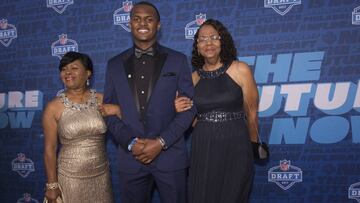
{"left": 1, "top": 0, "right": 359, "bottom": 202}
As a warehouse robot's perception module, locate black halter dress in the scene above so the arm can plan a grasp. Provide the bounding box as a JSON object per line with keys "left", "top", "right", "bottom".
{"left": 189, "top": 64, "right": 254, "bottom": 203}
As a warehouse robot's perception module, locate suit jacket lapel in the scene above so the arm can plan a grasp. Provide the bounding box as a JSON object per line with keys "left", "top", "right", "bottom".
{"left": 123, "top": 52, "right": 140, "bottom": 115}
{"left": 146, "top": 47, "right": 168, "bottom": 103}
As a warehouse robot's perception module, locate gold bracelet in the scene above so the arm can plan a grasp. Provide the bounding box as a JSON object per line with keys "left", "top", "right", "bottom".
{"left": 46, "top": 182, "right": 59, "bottom": 190}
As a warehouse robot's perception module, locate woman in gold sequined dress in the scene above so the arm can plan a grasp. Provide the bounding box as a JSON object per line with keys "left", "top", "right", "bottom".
{"left": 43, "top": 52, "right": 118, "bottom": 203}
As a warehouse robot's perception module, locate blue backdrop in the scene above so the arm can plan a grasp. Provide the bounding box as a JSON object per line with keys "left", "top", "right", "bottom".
{"left": 1, "top": 0, "right": 360, "bottom": 202}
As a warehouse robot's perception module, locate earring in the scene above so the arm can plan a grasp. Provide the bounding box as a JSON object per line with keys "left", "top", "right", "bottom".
{"left": 86, "top": 79, "right": 90, "bottom": 86}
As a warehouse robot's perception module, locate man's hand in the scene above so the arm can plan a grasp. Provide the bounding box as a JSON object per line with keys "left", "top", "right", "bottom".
{"left": 99, "top": 104, "right": 122, "bottom": 118}
{"left": 131, "top": 139, "right": 145, "bottom": 156}
{"left": 174, "top": 96, "right": 193, "bottom": 113}
{"left": 134, "top": 138, "right": 163, "bottom": 164}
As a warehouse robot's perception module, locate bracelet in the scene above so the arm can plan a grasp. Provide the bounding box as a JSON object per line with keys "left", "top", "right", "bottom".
{"left": 157, "top": 137, "right": 167, "bottom": 150}
{"left": 46, "top": 182, "right": 59, "bottom": 190}
{"left": 128, "top": 138, "right": 138, "bottom": 151}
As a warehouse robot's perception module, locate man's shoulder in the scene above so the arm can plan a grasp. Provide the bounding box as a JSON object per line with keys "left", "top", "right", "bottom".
{"left": 159, "top": 45, "right": 186, "bottom": 58}
{"left": 108, "top": 48, "right": 132, "bottom": 64}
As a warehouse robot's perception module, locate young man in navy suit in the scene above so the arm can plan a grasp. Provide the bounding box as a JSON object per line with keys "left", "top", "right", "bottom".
{"left": 103, "top": 2, "right": 196, "bottom": 203}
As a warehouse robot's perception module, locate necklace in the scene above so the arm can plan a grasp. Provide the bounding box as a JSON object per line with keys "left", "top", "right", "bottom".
{"left": 60, "top": 89, "right": 97, "bottom": 111}
{"left": 197, "top": 64, "right": 229, "bottom": 79}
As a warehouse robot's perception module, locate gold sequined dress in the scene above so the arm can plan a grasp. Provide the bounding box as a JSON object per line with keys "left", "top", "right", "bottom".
{"left": 57, "top": 89, "right": 114, "bottom": 203}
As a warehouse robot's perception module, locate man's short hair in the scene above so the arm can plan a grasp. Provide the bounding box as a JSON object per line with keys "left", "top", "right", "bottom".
{"left": 130, "top": 1, "right": 161, "bottom": 21}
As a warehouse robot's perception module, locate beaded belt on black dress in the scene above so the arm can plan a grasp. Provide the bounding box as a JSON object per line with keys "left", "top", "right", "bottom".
{"left": 197, "top": 111, "right": 246, "bottom": 123}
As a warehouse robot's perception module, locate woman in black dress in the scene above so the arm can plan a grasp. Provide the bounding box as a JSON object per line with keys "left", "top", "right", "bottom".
{"left": 175, "top": 19, "right": 259, "bottom": 203}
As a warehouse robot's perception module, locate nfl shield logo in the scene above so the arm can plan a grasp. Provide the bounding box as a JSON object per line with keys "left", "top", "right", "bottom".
{"left": 123, "top": 1, "right": 133, "bottom": 12}
{"left": 59, "top": 34, "right": 68, "bottom": 45}
{"left": 196, "top": 14, "right": 206, "bottom": 26}
{"left": 17, "top": 193, "right": 39, "bottom": 203}
{"left": 0, "top": 19, "right": 8, "bottom": 29}
{"left": 280, "top": 160, "right": 290, "bottom": 171}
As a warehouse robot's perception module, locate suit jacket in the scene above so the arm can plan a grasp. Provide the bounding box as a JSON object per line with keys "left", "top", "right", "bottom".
{"left": 103, "top": 44, "right": 196, "bottom": 173}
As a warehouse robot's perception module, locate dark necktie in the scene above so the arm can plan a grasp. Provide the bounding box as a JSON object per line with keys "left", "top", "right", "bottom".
{"left": 135, "top": 47, "right": 154, "bottom": 58}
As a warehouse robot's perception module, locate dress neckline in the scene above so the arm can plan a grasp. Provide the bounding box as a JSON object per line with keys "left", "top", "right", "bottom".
{"left": 60, "top": 89, "right": 97, "bottom": 111}
{"left": 197, "top": 63, "right": 229, "bottom": 79}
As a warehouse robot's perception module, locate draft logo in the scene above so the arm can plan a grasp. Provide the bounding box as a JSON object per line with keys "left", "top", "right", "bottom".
{"left": 12, "top": 153, "right": 35, "bottom": 178}
{"left": 268, "top": 160, "right": 302, "bottom": 190}
{"left": 349, "top": 182, "right": 360, "bottom": 202}
{"left": 0, "top": 19, "right": 17, "bottom": 47}
{"left": 264, "top": 0, "right": 301, "bottom": 16}
{"left": 185, "top": 13, "right": 206, "bottom": 40}
{"left": 113, "top": 0, "right": 133, "bottom": 32}
{"left": 51, "top": 34, "right": 78, "bottom": 59}
{"left": 46, "top": 0, "right": 74, "bottom": 14}
{"left": 352, "top": 6, "right": 360, "bottom": 25}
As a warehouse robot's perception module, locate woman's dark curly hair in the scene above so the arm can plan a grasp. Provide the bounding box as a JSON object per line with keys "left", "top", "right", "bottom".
{"left": 191, "top": 19, "right": 237, "bottom": 69}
